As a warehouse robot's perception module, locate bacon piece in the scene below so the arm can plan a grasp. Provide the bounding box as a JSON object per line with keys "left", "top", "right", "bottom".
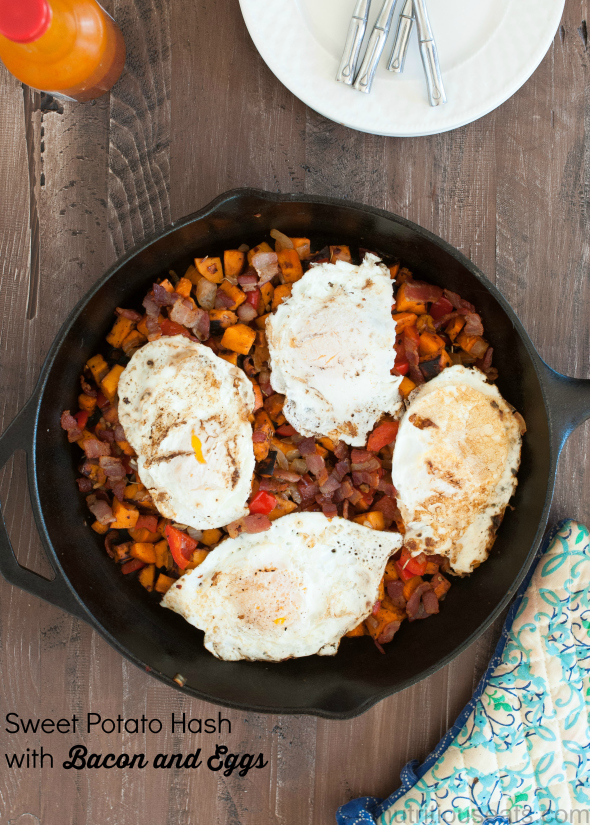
{"left": 252, "top": 252, "right": 279, "bottom": 285}
{"left": 191, "top": 308, "right": 210, "bottom": 342}
{"left": 114, "top": 424, "right": 126, "bottom": 442}
{"left": 443, "top": 289, "right": 475, "bottom": 313}
{"left": 386, "top": 580, "right": 406, "bottom": 609}
{"left": 86, "top": 495, "right": 115, "bottom": 525}
{"left": 238, "top": 272, "right": 258, "bottom": 292}
{"left": 153, "top": 283, "right": 179, "bottom": 307}
{"left": 299, "top": 438, "right": 317, "bottom": 456}
{"left": 142, "top": 293, "right": 160, "bottom": 317}
{"left": 315, "top": 495, "right": 338, "bottom": 518}
{"left": 333, "top": 441, "right": 348, "bottom": 460}
{"left": 99, "top": 456, "right": 126, "bottom": 480}
{"left": 252, "top": 431, "right": 267, "bottom": 443}
{"left": 334, "top": 459, "right": 351, "bottom": 480}
{"left": 305, "top": 453, "right": 326, "bottom": 477}
{"left": 83, "top": 438, "right": 111, "bottom": 458}
{"left": 76, "top": 477, "right": 93, "bottom": 493}
{"left": 377, "top": 478, "right": 397, "bottom": 497}
{"left": 297, "top": 475, "right": 320, "bottom": 504}
{"left": 116, "top": 307, "right": 142, "bottom": 322}
{"left": 462, "top": 312, "right": 484, "bottom": 337}
{"left": 237, "top": 303, "right": 258, "bottom": 323}
{"left": 351, "top": 457, "right": 381, "bottom": 472}
{"left": 242, "top": 514, "right": 272, "bottom": 533}
{"left": 406, "top": 582, "right": 434, "bottom": 621}
{"left": 169, "top": 297, "right": 201, "bottom": 328}
{"left": 107, "top": 478, "right": 127, "bottom": 501}
{"left": 97, "top": 428, "right": 115, "bottom": 443}
{"left": 350, "top": 449, "right": 373, "bottom": 464}
{"left": 403, "top": 277, "right": 443, "bottom": 304}
{"left": 481, "top": 346, "right": 494, "bottom": 372}
{"left": 60, "top": 410, "right": 82, "bottom": 443}
{"left": 215, "top": 290, "right": 236, "bottom": 310}
{"left": 422, "top": 589, "right": 439, "bottom": 615}
{"left": 345, "top": 485, "right": 363, "bottom": 506}
{"left": 319, "top": 473, "right": 341, "bottom": 496}
{"left": 377, "top": 620, "right": 401, "bottom": 645}
{"left": 374, "top": 495, "right": 399, "bottom": 520}
{"left": 403, "top": 333, "right": 424, "bottom": 386}
{"left": 145, "top": 316, "right": 162, "bottom": 340}
{"left": 352, "top": 470, "right": 380, "bottom": 488}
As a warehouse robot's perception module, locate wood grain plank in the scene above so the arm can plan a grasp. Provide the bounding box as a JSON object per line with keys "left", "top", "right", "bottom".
{"left": 169, "top": 0, "right": 306, "bottom": 220}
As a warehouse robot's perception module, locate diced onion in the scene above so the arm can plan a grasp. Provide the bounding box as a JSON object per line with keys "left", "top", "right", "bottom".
{"left": 270, "top": 229, "right": 294, "bottom": 250}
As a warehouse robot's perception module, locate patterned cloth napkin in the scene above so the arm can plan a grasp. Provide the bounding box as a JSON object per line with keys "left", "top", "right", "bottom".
{"left": 337, "top": 520, "right": 590, "bottom": 825}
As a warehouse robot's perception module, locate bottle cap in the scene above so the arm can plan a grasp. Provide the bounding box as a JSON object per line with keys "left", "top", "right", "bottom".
{"left": 0, "top": 0, "right": 51, "bottom": 43}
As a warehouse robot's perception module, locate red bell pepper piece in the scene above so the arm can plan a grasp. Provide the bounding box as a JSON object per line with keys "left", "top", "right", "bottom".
{"left": 165, "top": 525, "right": 198, "bottom": 570}
{"left": 249, "top": 490, "right": 277, "bottom": 516}
{"left": 136, "top": 514, "right": 158, "bottom": 532}
{"left": 404, "top": 324, "right": 420, "bottom": 347}
{"left": 121, "top": 558, "right": 146, "bottom": 575}
{"left": 396, "top": 547, "right": 428, "bottom": 579}
{"left": 429, "top": 296, "right": 453, "bottom": 320}
{"left": 367, "top": 421, "right": 399, "bottom": 452}
{"left": 275, "top": 424, "right": 297, "bottom": 437}
{"left": 246, "top": 288, "right": 261, "bottom": 313}
{"left": 96, "top": 391, "right": 109, "bottom": 409}
{"left": 74, "top": 410, "right": 89, "bottom": 430}
{"left": 160, "top": 318, "right": 192, "bottom": 339}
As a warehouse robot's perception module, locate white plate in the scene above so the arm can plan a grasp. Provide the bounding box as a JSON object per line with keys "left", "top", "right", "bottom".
{"left": 239, "top": 0, "right": 565, "bottom": 137}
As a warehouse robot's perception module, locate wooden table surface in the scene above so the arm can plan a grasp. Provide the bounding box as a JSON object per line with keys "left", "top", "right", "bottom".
{"left": 1, "top": 1, "right": 589, "bottom": 822}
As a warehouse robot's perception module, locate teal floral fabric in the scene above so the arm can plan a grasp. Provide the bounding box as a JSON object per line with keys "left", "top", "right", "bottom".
{"left": 337, "top": 521, "right": 590, "bottom": 825}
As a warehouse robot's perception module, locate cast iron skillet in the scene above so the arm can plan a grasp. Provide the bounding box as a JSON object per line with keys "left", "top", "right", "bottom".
{"left": 1, "top": 189, "right": 589, "bottom": 720}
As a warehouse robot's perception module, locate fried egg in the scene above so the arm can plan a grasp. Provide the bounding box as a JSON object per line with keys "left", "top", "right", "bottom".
{"left": 266, "top": 254, "right": 403, "bottom": 447}
{"left": 162, "top": 512, "right": 403, "bottom": 661}
{"left": 118, "top": 335, "right": 255, "bottom": 529}
{"left": 391, "top": 366, "right": 523, "bottom": 575}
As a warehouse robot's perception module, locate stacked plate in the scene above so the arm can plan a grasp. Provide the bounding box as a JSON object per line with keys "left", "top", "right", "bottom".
{"left": 239, "top": 0, "right": 566, "bottom": 137}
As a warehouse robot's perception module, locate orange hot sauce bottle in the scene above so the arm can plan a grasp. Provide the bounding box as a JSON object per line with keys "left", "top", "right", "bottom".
{"left": 0, "top": 0, "right": 126, "bottom": 102}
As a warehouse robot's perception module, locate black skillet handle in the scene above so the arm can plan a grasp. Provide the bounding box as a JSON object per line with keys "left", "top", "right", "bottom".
{"left": 0, "top": 392, "right": 88, "bottom": 621}
{"left": 538, "top": 358, "right": 590, "bottom": 453}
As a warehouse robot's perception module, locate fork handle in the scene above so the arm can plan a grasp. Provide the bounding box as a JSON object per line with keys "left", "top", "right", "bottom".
{"left": 387, "top": 11, "right": 414, "bottom": 72}
{"left": 336, "top": 16, "right": 368, "bottom": 84}
{"left": 419, "top": 38, "right": 446, "bottom": 105}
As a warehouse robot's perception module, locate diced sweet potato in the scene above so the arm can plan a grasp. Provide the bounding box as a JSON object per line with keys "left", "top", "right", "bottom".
{"left": 111, "top": 498, "right": 139, "bottom": 530}
{"left": 399, "top": 377, "right": 417, "bottom": 398}
{"left": 457, "top": 332, "right": 489, "bottom": 359}
{"left": 353, "top": 511, "right": 385, "bottom": 531}
{"left": 220, "top": 323, "right": 256, "bottom": 355}
{"left": 154, "top": 539, "right": 172, "bottom": 569}
{"left": 268, "top": 498, "right": 298, "bottom": 521}
{"left": 272, "top": 284, "right": 292, "bottom": 310}
{"left": 87, "top": 354, "right": 109, "bottom": 384}
{"left": 175, "top": 277, "right": 192, "bottom": 297}
{"left": 419, "top": 332, "right": 446, "bottom": 359}
{"left": 106, "top": 315, "right": 135, "bottom": 348}
{"left": 195, "top": 256, "right": 224, "bottom": 283}
{"left": 224, "top": 250, "right": 246, "bottom": 280}
{"left": 416, "top": 314, "right": 436, "bottom": 334}
{"left": 128, "top": 527, "right": 160, "bottom": 543}
{"left": 402, "top": 575, "right": 423, "bottom": 602}
{"left": 121, "top": 328, "right": 147, "bottom": 355}
{"left": 155, "top": 573, "right": 176, "bottom": 594}
{"left": 219, "top": 352, "right": 239, "bottom": 366}
{"left": 116, "top": 440, "right": 135, "bottom": 456}
{"left": 184, "top": 263, "right": 201, "bottom": 285}
{"left": 445, "top": 316, "right": 466, "bottom": 341}
{"left": 100, "top": 364, "right": 124, "bottom": 403}
{"left": 384, "top": 559, "right": 399, "bottom": 583}
{"left": 201, "top": 529, "right": 222, "bottom": 547}
{"left": 209, "top": 309, "right": 238, "bottom": 333}
{"left": 345, "top": 623, "right": 367, "bottom": 637}
{"left": 389, "top": 263, "right": 400, "bottom": 280}
{"left": 263, "top": 393, "right": 286, "bottom": 424}
{"left": 249, "top": 380, "right": 264, "bottom": 411}
{"left": 255, "top": 313, "right": 270, "bottom": 329}
{"left": 395, "top": 283, "right": 427, "bottom": 315}
{"left": 329, "top": 245, "right": 352, "bottom": 264}
{"left": 260, "top": 282, "right": 274, "bottom": 310}
{"left": 253, "top": 409, "right": 275, "bottom": 462}
{"left": 91, "top": 520, "right": 109, "bottom": 535}
{"left": 290, "top": 238, "right": 311, "bottom": 260}
{"left": 277, "top": 249, "right": 304, "bottom": 283}
{"left": 185, "top": 549, "right": 210, "bottom": 570}
{"left": 138, "top": 564, "right": 156, "bottom": 591}
{"left": 392, "top": 312, "right": 418, "bottom": 332}
{"left": 130, "top": 543, "right": 157, "bottom": 564}
{"left": 219, "top": 280, "right": 246, "bottom": 309}
{"left": 78, "top": 393, "right": 97, "bottom": 412}
{"left": 365, "top": 604, "right": 405, "bottom": 642}
{"left": 159, "top": 278, "right": 174, "bottom": 292}
{"left": 318, "top": 436, "right": 336, "bottom": 452}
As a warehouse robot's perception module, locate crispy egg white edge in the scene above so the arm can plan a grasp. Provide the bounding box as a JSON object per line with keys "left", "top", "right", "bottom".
{"left": 392, "top": 365, "right": 522, "bottom": 575}
{"left": 266, "top": 254, "right": 403, "bottom": 446}
{"left": 162, "top": 512, "right": 403, "bottom": 662}
{"left": 118, "top": 336, "right": 256, "bottom": 529}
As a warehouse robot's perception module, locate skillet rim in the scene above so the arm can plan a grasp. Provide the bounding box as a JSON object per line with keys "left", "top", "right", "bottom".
{"left": 21, "top": 188, "right": 559, "bottom": 718}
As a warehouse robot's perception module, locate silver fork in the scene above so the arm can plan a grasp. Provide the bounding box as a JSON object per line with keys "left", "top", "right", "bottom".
{"left": 352, "top": 0, "right": 398, "bottom": 94}
{"left": 336, "top": 0, "right": 372, "bottom": 85}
